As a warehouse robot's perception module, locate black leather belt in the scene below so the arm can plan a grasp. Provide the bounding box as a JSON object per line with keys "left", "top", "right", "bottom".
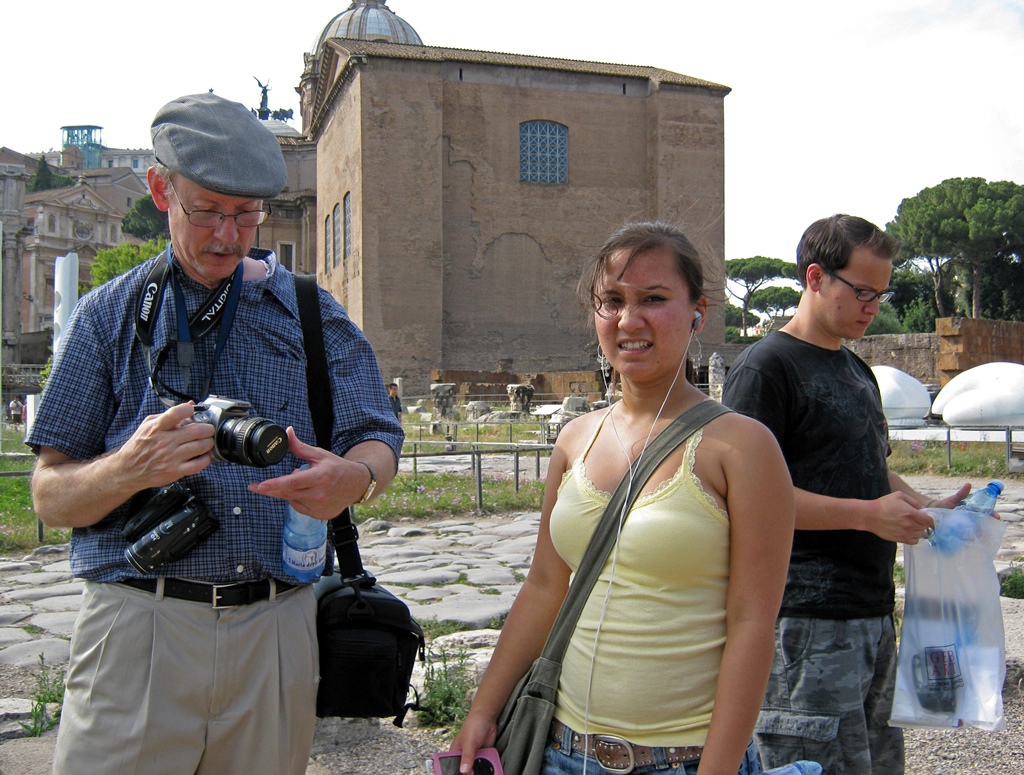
{"left": 119, "top": 577, "right": 297, "bottom": 608}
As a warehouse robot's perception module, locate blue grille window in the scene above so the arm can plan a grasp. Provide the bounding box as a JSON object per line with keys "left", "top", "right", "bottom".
{"left": 520, "top": 121, "right": 568, "bottom": 184}
{"left": 343, "top": 193, "right": 352, "bottom": 264}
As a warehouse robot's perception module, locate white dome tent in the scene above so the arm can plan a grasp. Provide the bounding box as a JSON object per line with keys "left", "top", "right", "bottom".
{"left": 871, "top": 365, "right": 931, "bottom": 428}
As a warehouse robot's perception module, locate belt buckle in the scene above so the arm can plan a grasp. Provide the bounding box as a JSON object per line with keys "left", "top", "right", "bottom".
{"left": 211, "top": 582, "right": 237, "bottom": 609}
{"left": 593, "top": 734, "right": 635, "bottom": 774}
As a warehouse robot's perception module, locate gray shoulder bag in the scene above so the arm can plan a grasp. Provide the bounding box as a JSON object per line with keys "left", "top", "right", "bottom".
{"left": 494, "top": 399, "right": 732, "bottom": 775}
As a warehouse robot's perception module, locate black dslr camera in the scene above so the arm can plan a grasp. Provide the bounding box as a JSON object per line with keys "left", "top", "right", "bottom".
{"left": 192, "top": 395, "right": 288, "bottom": 468}
{"left": 123, "top": 482, "right": 219, "bottom": 573}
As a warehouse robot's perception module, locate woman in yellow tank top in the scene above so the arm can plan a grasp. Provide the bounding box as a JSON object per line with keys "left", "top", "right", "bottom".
{"left": 451, "top": 222, "right": 796, "bottom": 775}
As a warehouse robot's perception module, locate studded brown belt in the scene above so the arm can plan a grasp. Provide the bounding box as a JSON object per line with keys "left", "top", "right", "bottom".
{"left": 549, "top": 719, "right": 703, "bottom": 773}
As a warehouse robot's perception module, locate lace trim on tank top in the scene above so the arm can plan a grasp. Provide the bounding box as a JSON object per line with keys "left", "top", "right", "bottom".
{"left": 560, "top": 406, "right": 728, "bottom": 522}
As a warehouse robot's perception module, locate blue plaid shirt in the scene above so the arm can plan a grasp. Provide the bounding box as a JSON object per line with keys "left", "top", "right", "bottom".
{"left": 28, "top": 249, "right": 404, "bottom": 583}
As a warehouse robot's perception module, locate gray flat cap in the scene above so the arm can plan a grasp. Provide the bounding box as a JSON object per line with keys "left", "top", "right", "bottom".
{"left": 151, "top": 93, "right": 287, "bottom": 198}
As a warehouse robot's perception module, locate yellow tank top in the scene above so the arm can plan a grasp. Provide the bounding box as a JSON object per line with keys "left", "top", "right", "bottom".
{"left": 549, "top": 410, "right": 730, "bottom": 747}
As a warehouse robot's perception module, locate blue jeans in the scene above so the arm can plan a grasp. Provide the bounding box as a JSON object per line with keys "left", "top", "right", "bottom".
{"left": 541, "top": 737, "right": 762, "bottom": 775}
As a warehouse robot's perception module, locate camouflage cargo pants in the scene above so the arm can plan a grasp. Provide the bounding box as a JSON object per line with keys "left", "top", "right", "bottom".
{"left": 755, "top": 616, "right": 904, "bottom": 775}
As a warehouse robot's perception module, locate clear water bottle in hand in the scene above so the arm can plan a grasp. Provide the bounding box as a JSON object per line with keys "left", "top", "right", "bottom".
{"left": 955, "top": 479, "right": 1003, "bottom": 515}
{"left": 281, "top": 465, "right": 327, "bottom": 582}
{"left": 929, "top": 479, "right": 1002, "bottom": 554}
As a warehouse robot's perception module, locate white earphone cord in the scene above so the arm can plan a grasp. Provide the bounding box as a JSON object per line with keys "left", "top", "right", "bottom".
{"left": 579, "top": 325, "right": 695, "bottom": 773}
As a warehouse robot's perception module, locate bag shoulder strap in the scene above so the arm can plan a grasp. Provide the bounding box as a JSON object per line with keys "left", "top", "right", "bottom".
{"left": 294, "top": 274, "right": 365, "bottom": 580}
{"left": 541, "top": 399, "right": 732, "bottom": 661}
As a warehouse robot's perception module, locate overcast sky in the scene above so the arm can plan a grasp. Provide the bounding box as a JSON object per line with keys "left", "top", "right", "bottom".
{"left": 3, "top": 0, "right": 1022, "bottom": 261}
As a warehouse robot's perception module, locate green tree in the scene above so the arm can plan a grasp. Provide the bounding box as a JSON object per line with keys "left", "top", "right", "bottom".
{"left": 865, "top": 304, "right": 905, "bottom": 335}
{"left": 887, "top": 177, "right": 1024, "bottom": 319}
{"left": 724, "top": 303, "right": 744, "bottom": 328}
{"left": 121, "top": 195, "right": 169, "bottom": 241}
{"left": 26, "top": 157, "right": 74, "bottom": 193}
{"left": 90, "top": 238, "right": 168, "bottom": 289}
{"left": 888, "top": 263, "right": 947, "bottom": 321}
{"left": 900, "top": 298, "right": 937, "bottom": 333}
{"left": 750, "top": 285, "right": 800, "bottom": 326}
{"left": 725, "top": 257, "right": 799, "bottom": 336}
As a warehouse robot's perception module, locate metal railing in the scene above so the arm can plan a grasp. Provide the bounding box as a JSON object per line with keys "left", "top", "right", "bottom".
{"left": 402, "top": 418, "right": 559, "bottom": 444}
{"left": 933, "top": 425, "right": 1024, "bottom": 471}
{"left": 400, "top": 440, "right": 553, "bottom": 512}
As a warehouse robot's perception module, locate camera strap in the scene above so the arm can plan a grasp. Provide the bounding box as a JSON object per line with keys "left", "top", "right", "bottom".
{"left": 294, "top": 273, "right": 366, "bottom": 582}
{"left": 134, "top": 246, "right": 245, "bottom": 405}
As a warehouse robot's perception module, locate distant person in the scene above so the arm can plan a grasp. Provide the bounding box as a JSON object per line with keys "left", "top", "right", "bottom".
{"left": 27, "top": 92, "right": 403, "bottom": 775}
{"left": 723, "top": 214, "right": 971, "bottom": 774}
{"left": 8, "top": 396, "right": 23, "bottom": 427}
{"left": 451, "top": 221, "right": 795, "bottom": 774}
{"left": 388, "top": 382, "right": 403, "bottom": 419}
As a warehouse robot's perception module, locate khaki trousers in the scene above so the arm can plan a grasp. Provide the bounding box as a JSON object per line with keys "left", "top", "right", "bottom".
{"left": 52, "top": 580, "right": 318, "bottom": 775}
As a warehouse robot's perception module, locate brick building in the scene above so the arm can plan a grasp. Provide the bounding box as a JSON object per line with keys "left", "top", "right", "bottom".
{"left": 299, "top": 1, "right": 730, "bottom": 393}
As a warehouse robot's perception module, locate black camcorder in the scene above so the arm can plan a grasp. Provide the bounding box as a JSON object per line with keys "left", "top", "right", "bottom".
{"left": 123, "top": 482, "right": 218, "bottom": 573}
{"left": 191, "top": 396, "right": 288, "bottom": 468}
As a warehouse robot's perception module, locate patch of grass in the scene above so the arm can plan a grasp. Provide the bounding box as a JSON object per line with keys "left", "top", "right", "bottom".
{"left": 418, "top": 645, "right": 475, "bottom": 728}
{"left": 419, "top": 619, "right": 473, "bottom": 641}
{"left": 355, "top": 471, "right": 544, "bottom": 522}
{"left": 888, "top": 439, "right": 1024, "bottom": 480}
{"left": 1001, "top": 565, "right": 1024, "bottom": 600}
{"left": 18, "top": 654, "right": 65, "bottom": 737}
{"left": 0, "top": 473, "right": 70, "bottom": 556}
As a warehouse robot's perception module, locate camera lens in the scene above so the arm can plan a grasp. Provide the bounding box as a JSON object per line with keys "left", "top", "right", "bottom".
{"left": 217, "top": 416, "right": 288, "bottom": 467}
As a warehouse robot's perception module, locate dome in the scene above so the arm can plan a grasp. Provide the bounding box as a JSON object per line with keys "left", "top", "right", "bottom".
{"left": 310, "top": 0, "right": 422, "bottom": 55}
{"left": 932, "top": 362, "right": 1024, "bottom": 426}
{"left": 871, "top": 365, "right": 931, "bottom": 428}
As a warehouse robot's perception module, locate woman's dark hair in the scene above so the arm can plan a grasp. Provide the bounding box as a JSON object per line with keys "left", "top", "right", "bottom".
{"left": 577, "top": 221, "right": 704, "bottom": 312}
{"left": 795, "top": 214, "right": 900, "bottom": 286}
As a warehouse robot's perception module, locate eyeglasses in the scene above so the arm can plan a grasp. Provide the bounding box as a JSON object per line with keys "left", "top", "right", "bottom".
{"left": 168, "top": 181, "right": 270, "bottom": 228}
{"left": 823, "top": 269, "right": 893, "bottom": 304}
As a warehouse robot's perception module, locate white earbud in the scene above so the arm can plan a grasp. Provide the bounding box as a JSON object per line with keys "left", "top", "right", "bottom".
{"left": 691, "top": 311, "right": 703, "bottom": 331}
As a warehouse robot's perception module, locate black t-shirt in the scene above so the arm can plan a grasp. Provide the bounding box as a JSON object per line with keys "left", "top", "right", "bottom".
{"left": 723, "top": 331, "right": 895, "bottom": 619}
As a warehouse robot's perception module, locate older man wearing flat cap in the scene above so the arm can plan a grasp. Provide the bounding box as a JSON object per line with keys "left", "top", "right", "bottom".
{"left": 29, "top": 93, "right": 404, "bottom": 775}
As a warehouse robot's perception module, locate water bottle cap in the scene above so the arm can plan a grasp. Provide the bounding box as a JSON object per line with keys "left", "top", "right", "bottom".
{"left": 987, "top": 480, "right": 1004, "bottom": 496}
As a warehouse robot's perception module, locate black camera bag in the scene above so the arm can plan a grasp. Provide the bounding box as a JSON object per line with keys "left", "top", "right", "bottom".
{"left": 296, "top": 274, "right": 425, "bottom": 727}
{"left": 313, "top": 571, "right": 425, "bottom": 723}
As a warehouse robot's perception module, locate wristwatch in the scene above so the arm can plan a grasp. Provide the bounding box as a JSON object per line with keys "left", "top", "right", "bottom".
{"left": 356, "top": 462, "right": 377, "bottom": 504}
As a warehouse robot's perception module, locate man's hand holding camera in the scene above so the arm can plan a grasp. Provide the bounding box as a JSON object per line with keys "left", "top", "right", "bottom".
{"left": 248, "top": 427, "right": 391, "bottom": 519}
{"left": 126, "top": 402, "right": 218, "bottom": 484}
{"left": 32, "top": 402, "right": 217, "bottom": 530}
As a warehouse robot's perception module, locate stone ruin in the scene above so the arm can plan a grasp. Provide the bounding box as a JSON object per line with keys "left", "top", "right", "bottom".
{"left": 429, "top": 383, "right": 456, "bottom": 420}
{"left": 506, "top": 384, "right": 534, "bottom": 415}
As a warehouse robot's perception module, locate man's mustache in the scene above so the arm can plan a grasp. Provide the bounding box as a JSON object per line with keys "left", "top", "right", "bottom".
{"left": 202, "top": 242, "right": 244, "bottom": 256}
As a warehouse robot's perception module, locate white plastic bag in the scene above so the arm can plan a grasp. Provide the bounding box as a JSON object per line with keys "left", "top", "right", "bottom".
{"left": 890, "top": 507, "right": 1008, "bottom": 731}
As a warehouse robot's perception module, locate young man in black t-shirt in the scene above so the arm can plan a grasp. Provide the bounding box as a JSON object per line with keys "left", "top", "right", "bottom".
{"left": 724, "top": 214, "right": 970, "bottom": 774}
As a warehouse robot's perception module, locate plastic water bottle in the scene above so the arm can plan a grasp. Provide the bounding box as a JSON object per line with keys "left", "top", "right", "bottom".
{"left": 955, "top": 480, "right": 1003, "bottom": 514}
{"left": 281, "top": 466, "right": 327, "bottom": 582}
{"left": 929, "top": 480, "right": 1002, "bottom": 555}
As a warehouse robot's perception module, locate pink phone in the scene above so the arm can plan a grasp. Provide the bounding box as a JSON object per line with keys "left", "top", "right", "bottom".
{"left": 427, "top": 747, "right": 503, "bottom": 775}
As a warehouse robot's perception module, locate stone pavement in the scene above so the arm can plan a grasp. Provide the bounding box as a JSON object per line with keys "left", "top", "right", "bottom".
{"left": 1, "top": 474, "right": 1023, "bottom": 773}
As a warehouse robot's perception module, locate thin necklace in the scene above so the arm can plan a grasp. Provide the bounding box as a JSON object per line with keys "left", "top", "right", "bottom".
{"left": 607, "top": 403, "right": 636, "bottom": 476}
